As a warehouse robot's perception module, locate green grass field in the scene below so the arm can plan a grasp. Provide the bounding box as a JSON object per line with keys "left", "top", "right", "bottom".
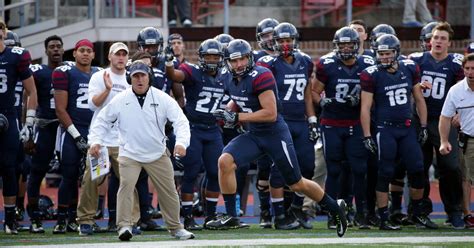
{"left": 1, "top": 220, "right": 473, "bottom": 247}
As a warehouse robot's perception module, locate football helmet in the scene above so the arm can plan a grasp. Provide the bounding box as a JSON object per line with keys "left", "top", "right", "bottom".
{"left": 333, "top": 27, "right": 360, "bottom": 61}
{"left": 137, "top": 27, "right": 164, "bottom": 58}
{"left": 38, "top": 195, "right": 57, "bottom": 220}
{"left": 215, "top": 34, "right": 234, "bottom": 47}
{"left": 370, "top": 24, "right": 396, "bottom": 50}
{"left": 4, "top": 30, "right": 21, "bottom": 47}
{"left": 224, "top": 39, "right": 254, "bottom": 78}
{"left": 198, "top": 39, "right": 224, "bottom": 72}
{"left": 420, "top": 21, "right": 438, "bottom": 52}
{"left": 374, "top": 34, "right": 400, "bottom": 69}
{"left": 273, "top": 22, "right": 299, "bottom": 57}
{"left": 256, "top": 18, "right": 279, "bottom": 51}
{"left": 0, "top": 113, "right": 8, "bottom": 134}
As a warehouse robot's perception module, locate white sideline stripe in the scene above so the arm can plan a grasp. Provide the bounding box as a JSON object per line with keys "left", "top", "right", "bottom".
{"left": 23, "top": 236, "right": 474, "bottom": 248}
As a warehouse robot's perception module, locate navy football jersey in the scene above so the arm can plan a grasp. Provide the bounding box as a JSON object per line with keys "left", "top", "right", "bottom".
{"left": 0, "top": 46, "right": 32, "bottom": 110}
{"left": 220, "top": 65, "right": 286, "bottom": 132}
{"left": 52, "top": 64, "right": 101, "bottom": 127}
{"left": 316, "top": 53, "right": 375, "bottom": 122}
{"left": 257, "top": 52, "right": 314, "bottom": 121}
{"left": 360, "top": 59, "right": 420, "bottom": 123}
{"left": 253, "top": 50, "right": 272, "bottom": 62}
{"left": 30, "top": 64, "right": 57, "bottom": 119}
{"left": 179, "top": 62, "right": 225, "bottom": 125}
{"left": 409, "top": 52, "right": 464, "bottom": 118}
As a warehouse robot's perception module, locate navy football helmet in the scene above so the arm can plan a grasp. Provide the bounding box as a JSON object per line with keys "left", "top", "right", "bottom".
{"left": 38, "top": 195, "right": 57, "bottom": 220}
{"left": 4, "top": 30, "right": 21, "bottom": 47}
{"left": 137, "top": 27, "right": 164, "bottom": 58}
{"left": 198, "top": 39, "right": 224, "bottom": 72}
{"left": 374, "top": 34, "right": 400, "bottom": 69}
{"left": 370, "top": 24, "right": 396, "bottom": 50}
{"left": 256, "top": 18, "right": 279, "bottom": 51}
{"left": 420, "top": 21, "right": 438, "bottom": 52}
{"left": 224, "top": 39, "right": 254, "bottom": 78}
{"left": 273, "top": 22, "right": 298, "bottom": 57}
{"left": 214, "top": 33, "right": 234, "bottom": 47}
{"left": 333, "top": 27, "right": 360, "bottom": 61}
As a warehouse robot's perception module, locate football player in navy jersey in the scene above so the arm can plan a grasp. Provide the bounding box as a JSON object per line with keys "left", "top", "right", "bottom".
{"left": 253, "top": 18, "right": 279, "bottom": 61}
{"left": 52, "top": 39, "right": 101, "bottom": 234}
{"left": 205, "top": 39, "right": 348, "bottom": 237}
{"left": 367, "top": 24, "right": 397, "bottom": 57}
{"left": 0, "top": 20, "right": 38, "bottom": 235}
{"left": 313, "top": 27, "right": 374, "bottom": 229}
{"left": 257, "top": 22, "right": 317, "bottom": 230}
{"left": 168, "top": 33, "right": 186, "bottom": 65}
{"left": 360, "top": 34, "right": 438, "bottom": 230}
{"left": 4, "top": 30, "right": 29, "bottom": 225}
{"left": 420, "top": 22, "right": 438, "bottom": 52}
{"left": 166, "top": 39, "right": 226, "bottom": 230}
{"left": 26, "top": 35, "right": 64, "bottom": 234}
{"left": 252, "top": 18, "right": 281, "bottom": 229}
{"left": 408, "top": 22, "right": 466, "bottom": 229}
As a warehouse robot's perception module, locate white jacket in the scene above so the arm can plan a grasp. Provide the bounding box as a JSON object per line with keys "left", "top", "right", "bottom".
{"left": 88, "top": 86, "right": 190, "bottom": 163}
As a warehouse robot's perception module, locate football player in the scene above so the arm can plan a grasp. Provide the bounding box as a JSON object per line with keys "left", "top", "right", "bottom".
{"left": 214, "top": 34, "right": 234, "bottom": 48}
{"left": 205, "top": 39, "right": 348, "bottom": 238}
{"left": 360, "top": 34, "right": 435, "bottom": 230}
{"left": 0, "top": 20, "right": 37, "bottom": 234}
{"left": 409, "top": 22, "right": 465, "bottom": 229}
{"left": 168, "top": 33, "right": 186, "bottom": 65}
{"left": 52, "top": 39, "right": 101, "bottom": 234}
{"left": 349, "top": 19, "right": 373, "bottom": 56}
{"left": 253, "top": 18, "right": 279, "bottom": 61}
{"left": 313, "top": 27, "right": 374, "bottom": 229}
{"left": 166, "top": 39, "right": 226, "bottom": 230}
{"left": 26, "top": 35, "right": 64, "bottom": 234}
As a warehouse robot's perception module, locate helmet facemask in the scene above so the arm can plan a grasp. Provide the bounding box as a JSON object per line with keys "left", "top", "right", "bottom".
{"left": 257, "top": 30, "right": 276, "bottom": 51}
{"left": 376, "top": 48, "right": 398, "bottom": 69}
{"left": 226, "top": 54, "right": 254, "bottom": 78}
{"left": 335, "top": 41, "right": 359, "bottom": 61}
{"left": 274, "top": 37, "right": 297, "bottom": 58}
{"left": 199, "top": 52, "right": 223, "bottom": 73}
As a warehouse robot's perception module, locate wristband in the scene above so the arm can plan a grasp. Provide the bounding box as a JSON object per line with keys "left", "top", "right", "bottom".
{"left": 26, "top": 109, "right": 36, "bottom": 126}
{"left": 308, "top": 116, "right": 317, "bottom": 124}
{"left": 67, "top": 124, "right": 81, "bottom": 139}
{"left": 165, "top": 61, "right": 174, "bottom": 67}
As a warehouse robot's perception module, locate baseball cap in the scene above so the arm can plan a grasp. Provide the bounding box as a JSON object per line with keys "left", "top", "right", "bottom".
{"left": 129, "top": 61, "right": 150, "bottom": 76}
{"left": 109, "top": 42, "right": 129, "bottom": 55}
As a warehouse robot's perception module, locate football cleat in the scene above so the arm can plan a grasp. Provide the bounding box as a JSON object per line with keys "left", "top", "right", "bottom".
{"left": 389, "top": 210, "right": 407, "bottom": 225}
{"left": 259, "top": 209, "right": 273, "bottom": 229}
{"left": 274, "top": 214, "right": 300, "bottom": 230}
{"left": 29, "top": 219, "right": 45, "bottom": 234}
{"left": 184, "top": 215, "right": 203, "bottom": 231}
{"left": 412, "top": 215, "right": 438, "bottom": 229}
{"left": 67, "top": 220, "right": 79, "bottom": 232}
{"left": 4, "top": 222, "right": 18, "bottom": 235}
{"left": 53, "top": 222, "right": 67, "bottom": 234}
{"left": 138, "top": 219, "right": 166, "bottom": 231}
{"left": 334, "top": 199, "right": 348, "bottom": 237}
{"left": 288, "top": 206, "right": 312, "bottom": 229}
{"left": 379, "top": 220, "right": 401, "bottom": 231}
{"left": 205, "top": 215, "right": 246, "bottom": 230}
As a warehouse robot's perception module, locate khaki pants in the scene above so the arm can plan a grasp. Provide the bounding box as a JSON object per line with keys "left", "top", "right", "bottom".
{"left": 117, "top": 151, "right": 182, "bottom": 230}
{"left": 303, "top": 142, "right": 327, "bottom": 212}
{"left": 76, "top": 147, "right": 140, "bottom": 225}
{"left": 461, "top": 139, "right": 474, "bottom": 183}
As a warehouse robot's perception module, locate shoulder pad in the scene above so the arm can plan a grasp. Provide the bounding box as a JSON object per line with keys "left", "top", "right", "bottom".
{"left": 409, "top": 52, "right": 424, "bottom": 58}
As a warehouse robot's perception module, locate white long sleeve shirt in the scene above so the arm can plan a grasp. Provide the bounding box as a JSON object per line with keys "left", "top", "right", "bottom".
{"left": 88, "top": 86, "right": 190, "bottom": 163}
{"left": 88, "top": 68, "right": 129, "bottom": 147}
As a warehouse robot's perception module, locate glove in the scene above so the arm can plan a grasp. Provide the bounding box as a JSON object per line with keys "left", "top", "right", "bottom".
{"left": 418, "top": 126, "right": 428, "bottom": 145}
{"left": 213, "top": 109, "right": 238, "bottom": 128}
{"left": 74, "top": 136, "right": 89, "bottom": 155}
{"left": 363, "top": 136, "right": 377, "bottom": 155}
{"left": 19, "top": 124, "right": 35, "bottom": 143}
{"left": 343, "top": 94, "right": 360, "bottom": 107}
{"left": 174, "top": 155, "right": 184, "bottom": 170}
{"left": 319, "top": 97, "right": 334, "bottom": 109}
{"left": 308, "top": 116, "right": 320, "bottom": 142}
{"left": 164, "top": 46, "right": 175, "bottom": 63}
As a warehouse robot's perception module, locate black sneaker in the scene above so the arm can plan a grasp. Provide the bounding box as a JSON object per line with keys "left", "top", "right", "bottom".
{"left": 389, "top": 210, "right": 407, "bottom": 225}
{"left": 184, "top": 215, "right": 203, "bottom": 231}
{"left": 138, "top": 219, "right": 166, "bottom": 231}
{"left": 379, "top": 220, "right": 401, "bottom": 230}
{"left": 334, "top": 199, "right": 348, "bottom": 237}
{"left": 289, "top": 206, "right": 312, "bottom": 229}
{"left": 367, "top": 213, "right": 380, "bottom": 226}
{"left": 205, "top": 215, "right": 243, "bottom": 230}
{"left": 354, "top": 213, "right": 370, "bottom": 230}
{"left": 29, "top": 219, "right": 45, "bottom": 234}
{"left": 4, "top": 221, "right": 18, "bottom": 235}
{"left": 412, "top": 215, "right": 438, "bottom": 229}
{"left": 259, "top": 209, "right": 273, "bottom": 229}
{"left": 203, "top": 215, "right": 218, "bottom": 230}
{"left": 274, "top": 214, "right": 300, "bottom": 230}
{"left": 53, "top": 221, "right": 67, "bottom": 234}
{"left": 67, "top": 220, "right": 79, "bottom": 232}
{"left": 345, "top": 205, "right": 355, "bottom": 228}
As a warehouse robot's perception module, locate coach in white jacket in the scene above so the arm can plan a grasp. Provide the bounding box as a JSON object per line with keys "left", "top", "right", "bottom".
{"left": 88, "top": 61, "right": 193, "bottom": 241}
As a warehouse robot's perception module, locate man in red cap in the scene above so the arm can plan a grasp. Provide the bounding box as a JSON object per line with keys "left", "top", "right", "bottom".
{"left": 51, "top": 39, "right": 102, "bottom": 234}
